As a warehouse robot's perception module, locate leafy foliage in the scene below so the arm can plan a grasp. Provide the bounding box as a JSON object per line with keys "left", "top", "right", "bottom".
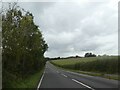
{"left": 84, "top": 53, "right": 96, "bottom": 57}
{"left": 2, "top": 4, "right": 48, "bottom": 88}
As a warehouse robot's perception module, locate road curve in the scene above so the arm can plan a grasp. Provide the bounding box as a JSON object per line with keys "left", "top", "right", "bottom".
{"left": 38, "top": 62, "right": 119, "bottom": 89}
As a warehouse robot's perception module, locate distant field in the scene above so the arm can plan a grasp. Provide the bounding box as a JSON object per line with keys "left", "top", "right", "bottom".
{"left": 50, "top": 56, "right": 119, "bottom": 74}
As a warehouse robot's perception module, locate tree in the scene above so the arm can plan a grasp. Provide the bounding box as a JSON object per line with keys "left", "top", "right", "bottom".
{"left": 2, "top": 3, "right": 48, "bottom": 79}
{"left": 84, "top": 52, "right": 96, "bottom": 57}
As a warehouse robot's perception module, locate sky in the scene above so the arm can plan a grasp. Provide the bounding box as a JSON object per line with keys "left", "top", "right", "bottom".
{"left": 2, "top": 0, "right": 119, "bottom": 57}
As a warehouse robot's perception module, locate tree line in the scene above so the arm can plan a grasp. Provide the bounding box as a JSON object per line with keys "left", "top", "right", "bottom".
{"left": 46, "top": 53, "right": 96, "bottom": 61}
{"left": 2, "top": 4, "right": 48, "bottom": 87}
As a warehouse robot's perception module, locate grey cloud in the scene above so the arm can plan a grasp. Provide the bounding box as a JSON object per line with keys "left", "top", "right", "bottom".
{"left": 19, "top": 1, "right": 118, "bottom": 57}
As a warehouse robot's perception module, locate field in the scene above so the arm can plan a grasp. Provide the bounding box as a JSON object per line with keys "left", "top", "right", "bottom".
{"left": 50, "top": 56, "right": 119, "bottom": 74}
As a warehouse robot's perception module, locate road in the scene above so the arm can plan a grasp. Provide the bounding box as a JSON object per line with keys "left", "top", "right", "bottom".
{"left": 38, "top": 62, "right": 119, "bottom": 89}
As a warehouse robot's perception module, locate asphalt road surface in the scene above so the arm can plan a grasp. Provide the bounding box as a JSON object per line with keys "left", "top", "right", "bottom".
{"left": 38, "top": 62, "right": 119, "bottom": 89}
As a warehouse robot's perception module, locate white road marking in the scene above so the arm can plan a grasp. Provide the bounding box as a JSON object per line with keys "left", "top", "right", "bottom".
{"left": 37, "top": 71, "right": 45, "bottom": 89}
{"left": 47, "top": 65, "right": 57, "bottom": 72}
{"left": 61, "top": 74, "right": 68, "bottom": 77}
{"left": 72, "top": 79, "right": 95, "bottom": 90}
{"left": 61, "top": 69, "right": 94, "bottom": 78}
{"left": 57, "top": 71, "right": 59, "bottom": 73}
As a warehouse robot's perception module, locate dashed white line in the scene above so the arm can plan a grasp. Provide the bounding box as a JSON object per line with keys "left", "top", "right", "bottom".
{"left": 57, "top": 71, "right": 59, "bottom": 73}
{"left": 61, "top": 74, "right": 68, "bottom": 77}
{"left": 72, "top": 79, "right": 95, "bottom": 90}
{"left": 37, "top": 71, "right": 45, "bottom": 90}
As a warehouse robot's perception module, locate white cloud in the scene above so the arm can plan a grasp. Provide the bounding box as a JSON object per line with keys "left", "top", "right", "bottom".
{"left": 15, "top": 1, "right": 118, "bottom": 57}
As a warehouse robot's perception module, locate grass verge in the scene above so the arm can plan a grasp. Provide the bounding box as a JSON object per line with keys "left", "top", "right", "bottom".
{"left": 50, "top": 61, "right": 119, "bottom": 81}
{"left": 15, "top": 68, "right": 44, "bottom": 88}
{"left": 3, "top": 67, "right": 44, "bottom": 89}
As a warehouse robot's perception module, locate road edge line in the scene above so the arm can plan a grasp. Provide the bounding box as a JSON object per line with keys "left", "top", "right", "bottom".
{"left": 37, "top": 71, "right": 45, "bottom": 90}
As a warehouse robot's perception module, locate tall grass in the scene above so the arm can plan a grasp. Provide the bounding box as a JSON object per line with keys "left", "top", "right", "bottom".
{"left": 51, "top": 56, "right": 119, "bottom": 74}
{"left": 3, "top": 68, "right": 44, "bottom": 89}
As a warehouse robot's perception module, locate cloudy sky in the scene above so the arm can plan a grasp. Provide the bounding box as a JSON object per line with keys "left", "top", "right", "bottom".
{"left": 3, "top": 0, "right": 119, "bottom": 57}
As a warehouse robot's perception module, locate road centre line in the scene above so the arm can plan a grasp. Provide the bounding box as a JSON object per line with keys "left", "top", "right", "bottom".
{"left": 57, "top": 71, "right": 59, "bottom": 73}
{"left": 47, "top": 65, "right": 57, "bottom": 72}
{"left": 72, "top": 79, "right": 95, "bottom": 90}
{"left": 61, "top": 74, "right": 68, "bottom": 77}
{"left": 60, "top": 69, "right": 94, "bottom": 78}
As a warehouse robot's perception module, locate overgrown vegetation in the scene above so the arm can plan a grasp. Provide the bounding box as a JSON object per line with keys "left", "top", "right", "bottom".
{"left": 51, "top": 56, "right": 119, "bottom": 74}
{"left": 3, "top": 68, "right": 44, "bottom": 89}
{"left": 2, "top": 3, "right": 48, "bottom": 88}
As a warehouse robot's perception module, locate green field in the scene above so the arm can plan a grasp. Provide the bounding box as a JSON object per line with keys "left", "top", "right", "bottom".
{"left": 50, "top": 56, "right": 119, "bottom": 74}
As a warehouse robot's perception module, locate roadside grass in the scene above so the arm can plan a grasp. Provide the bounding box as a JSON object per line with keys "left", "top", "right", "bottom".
{"left": 50, "top": 56, "right": 119, "bottom": 80}
{"left": 53, "top": 66, "right": 119, "bottom": 80}
{"left": 3, "top": 67, "right": 44, "bottom": 89}
{"left": 15, "top": 68, "right": 44, "bottom": 88}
